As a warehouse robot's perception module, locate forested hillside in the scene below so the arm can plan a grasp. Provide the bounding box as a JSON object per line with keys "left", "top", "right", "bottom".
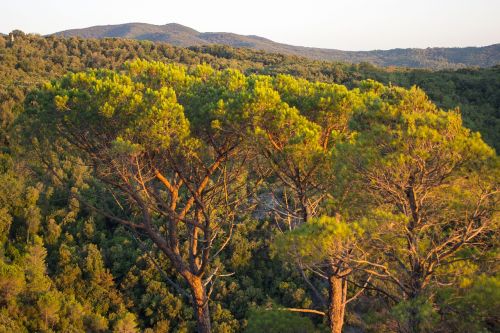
{"left": 52, "top": 23, "right": 500, "bottom": 69}
{"left": 2, "top": 31, "right": 499, "bottom": 151}
{"left": 0, "top": 31, "right": 499, "bottom": 333}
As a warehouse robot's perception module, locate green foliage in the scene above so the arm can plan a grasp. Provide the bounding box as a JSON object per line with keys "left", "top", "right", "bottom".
{"left": 275, "top": 215, "right": 367, "bottom": 264}
{"left": 113, "top": 312, "right": 139, "bottom": 333}
{"left": 0, "top": 34, "right": 497, "bottom": 333}
{"left": 245, "top": 308, "right": 316, "bottom": 333}
{"left": 54, "top": 22, "right": 500, "bottom": 69}
{"left": 390, "top": 296, "right": 439, "bottom": 333}
{"left": 1, "top": 33, "right": 498, "bottom": 152}
{"left": 434, "top": 273, "right": 500, "bottom": 332}
{"left": 0, "top": 260, "right": 25, "bottom": 305}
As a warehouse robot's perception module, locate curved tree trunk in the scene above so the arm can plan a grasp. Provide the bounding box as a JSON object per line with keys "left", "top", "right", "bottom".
{"left": 186, "top": 274, "right": 211, "bottom": 333}
{"left": 328, "top": 275, "right": 347, "bottom": 333}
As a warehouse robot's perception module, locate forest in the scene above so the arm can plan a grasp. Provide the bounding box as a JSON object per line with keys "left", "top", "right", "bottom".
{"left": 0, "top": 31, "right": 499, "bottom": 333}
{"left": 52, "top": 22, "right": 500, "bottom": 69}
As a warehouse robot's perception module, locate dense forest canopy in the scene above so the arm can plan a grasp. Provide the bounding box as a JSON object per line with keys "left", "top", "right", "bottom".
{"left": 1, "top": 31, "right": 498, "bottom": 152}
{"left": 0, "top": 31, "right": 498, "bottom": 333}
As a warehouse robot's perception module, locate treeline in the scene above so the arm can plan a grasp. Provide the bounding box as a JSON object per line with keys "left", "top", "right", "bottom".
{"left": 0, "top": 32, "right": 498, "bottom": 333}
{"left": 53, "top": 22, "right": 500, "bottom": 69}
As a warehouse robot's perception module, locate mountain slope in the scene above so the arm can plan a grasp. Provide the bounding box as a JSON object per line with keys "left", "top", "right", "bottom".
{"left": 53, "top": 23, "right": 500, "bottom": 69}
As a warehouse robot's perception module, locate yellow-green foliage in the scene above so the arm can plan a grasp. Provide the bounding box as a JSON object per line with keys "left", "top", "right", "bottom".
{"left": 274, "top": 214, "right": 373, "bottom": 265}
{"left": 9, "top": 59, "right": 498, "bottom": 333}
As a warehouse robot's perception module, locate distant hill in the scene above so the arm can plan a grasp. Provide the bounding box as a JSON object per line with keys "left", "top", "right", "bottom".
{"left": 53, "top": 23, "right": 500, "bottom": 69}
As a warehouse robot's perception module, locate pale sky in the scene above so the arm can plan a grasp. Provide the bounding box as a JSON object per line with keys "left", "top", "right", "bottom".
{"left": 1, "top": 0, "right": 499, "bottom": 51}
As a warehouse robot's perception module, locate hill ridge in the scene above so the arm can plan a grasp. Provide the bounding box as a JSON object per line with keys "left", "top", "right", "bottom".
{"left": 52, "top": 22, "right": 500, "bottom": 69}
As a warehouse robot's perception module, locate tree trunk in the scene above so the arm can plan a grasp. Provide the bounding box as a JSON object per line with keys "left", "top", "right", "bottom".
{"left": 187, "top": 275, "right": 211, "bottom": 333}
{"left": 328, "top": 274, "right": 347, "bottom": 333}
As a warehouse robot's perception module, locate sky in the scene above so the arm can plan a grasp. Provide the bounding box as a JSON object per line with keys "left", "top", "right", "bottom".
{"left": 1, "top": 0, "right": 499, "bottom": 51}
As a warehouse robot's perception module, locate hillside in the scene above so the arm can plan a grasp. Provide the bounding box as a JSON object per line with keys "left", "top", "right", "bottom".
{"left": 1, "top": 32, "right": 498, "bottom": 151}
{"left": 52, "top": 22, "right": 500, "bottom": 69}
{"left": 0, "top": 31, "right": 498, "bottom": 333}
